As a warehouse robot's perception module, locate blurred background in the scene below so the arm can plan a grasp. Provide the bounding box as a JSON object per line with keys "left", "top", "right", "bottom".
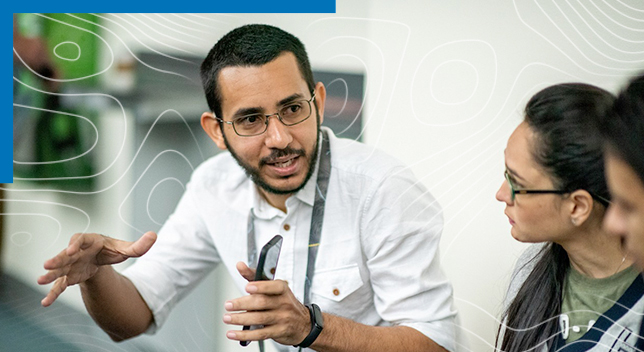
{"left": 5, "top": 2, "right": 644, "bottom": 351}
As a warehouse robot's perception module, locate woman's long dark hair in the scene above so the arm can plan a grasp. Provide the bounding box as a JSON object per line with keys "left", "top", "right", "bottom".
{"left": 497, "top": 83, "right": 615, "bottom": 352}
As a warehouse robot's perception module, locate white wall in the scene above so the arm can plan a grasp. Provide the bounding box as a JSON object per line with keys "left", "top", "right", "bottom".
{"left": 6, "top": 2, "right": 644, "bottom": 352}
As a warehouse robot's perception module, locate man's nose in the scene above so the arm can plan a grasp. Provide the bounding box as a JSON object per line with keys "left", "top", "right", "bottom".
{"left": 264, "top": 114, "right": 292, "bottom": 150}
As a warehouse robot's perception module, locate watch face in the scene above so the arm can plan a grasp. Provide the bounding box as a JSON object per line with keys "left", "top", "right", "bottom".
{"left": 311, "top": 304, "right": 324, "bottom": 328}
{"left": 296, "top": 304, "right": 324, "bottom": 348}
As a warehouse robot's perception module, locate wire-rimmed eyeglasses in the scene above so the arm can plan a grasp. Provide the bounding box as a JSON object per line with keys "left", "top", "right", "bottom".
{"left": 217, "top": 92, "right": 316, "bottom": 137}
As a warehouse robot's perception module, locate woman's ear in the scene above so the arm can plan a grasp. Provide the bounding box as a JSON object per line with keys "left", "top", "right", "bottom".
{"left": 201, "top": 112, "right": 227, "bottom": 150}
{"left": 568, "top": 189, "right": 594, "bottom": 226}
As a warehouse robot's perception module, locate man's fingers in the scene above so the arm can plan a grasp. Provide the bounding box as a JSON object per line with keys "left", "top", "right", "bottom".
{"left": 225, "top": 294, "right": 279, "bottom": 312}
{"left": 37, "top": 266, "right": 70, "bottom": 285}
{"left": 226, "top": 325, "right": 282, "bottom": 342}
{"left": 66, "top": 233, "right": 101, "bottom": 256}
{"left": 223, "top": 311, "right": 279, "bottom": 327}
{"left": 41, "top": 276, "right": 68, "bottom": 307}
{"left": 123, "top": 231, "right": 157, "bottom": 258}
{"left": 245, "top": 280, "right": 288, "bottom": 295}
{"left": 236, "top": 261, "right": 256, "bottom": 282}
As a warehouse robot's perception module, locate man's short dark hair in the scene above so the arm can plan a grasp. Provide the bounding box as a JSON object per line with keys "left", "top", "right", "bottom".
{"left": 200, "top": 24, "right": 315, "bottom": 119}
{"left": 601, "top": 73, "right": 644, "bottom": 185}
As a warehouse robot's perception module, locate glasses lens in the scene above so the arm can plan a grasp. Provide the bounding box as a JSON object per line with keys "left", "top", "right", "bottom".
{"left": 504, "top": 171, "right": 516, "bottom": 201}
{"left": 279, "top": 100, "right": 312, "bottom": 125}
{"left": 233, "top": 114, "right": 267, "bottom": 136}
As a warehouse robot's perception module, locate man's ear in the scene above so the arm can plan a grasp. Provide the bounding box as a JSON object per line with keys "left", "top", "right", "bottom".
{"left": 314, "top": 82, "right": 326, "bottom": 125}
{"left": 201, "top": 112, "right": 227, "bottom": 150}
{"left": 568, "top": 189, "right": 594, "bottom": 227}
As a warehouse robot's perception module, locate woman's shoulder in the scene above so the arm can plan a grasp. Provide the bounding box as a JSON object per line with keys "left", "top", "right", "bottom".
{"left": 503, "top": 243, "right": 549, "bottom": 309}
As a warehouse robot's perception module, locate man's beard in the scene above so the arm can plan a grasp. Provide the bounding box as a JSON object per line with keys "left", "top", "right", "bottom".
{"left": 222, "top": 117, "right": 320, "bottom": 196}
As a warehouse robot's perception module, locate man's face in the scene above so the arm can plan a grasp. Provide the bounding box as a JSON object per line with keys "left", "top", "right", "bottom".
{"left": 208, "top": 52, "right": 324, "bottom": 196}
{"left": 604, "top": 153, "right": 644, "bottom": 269}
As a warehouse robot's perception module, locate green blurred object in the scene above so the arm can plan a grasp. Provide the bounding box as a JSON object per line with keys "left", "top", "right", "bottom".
{"left": 43, "top": 13, "right": 101, "bottom": 86}
{"left": 34, "top": 95, "right": 93, "bottom": 189}
{"left": 13, "top": 13, "right": 99, "bottom": 190}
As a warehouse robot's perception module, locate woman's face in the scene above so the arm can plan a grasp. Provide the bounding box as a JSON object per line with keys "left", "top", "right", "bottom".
{"left": 496, "top": 122, "right": 572, "bottom": 243}
{"left": 604, "top": 154, "right": 644, "bottom": 269}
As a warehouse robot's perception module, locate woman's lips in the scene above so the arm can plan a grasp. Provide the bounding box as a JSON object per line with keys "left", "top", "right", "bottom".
{"left": 505, "top": 212, "right": 515, "bottom": 225}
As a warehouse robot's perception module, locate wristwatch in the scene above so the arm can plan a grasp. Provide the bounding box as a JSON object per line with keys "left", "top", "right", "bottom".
{"left": 295, "top": 303, "right": 324, "bottom": 348}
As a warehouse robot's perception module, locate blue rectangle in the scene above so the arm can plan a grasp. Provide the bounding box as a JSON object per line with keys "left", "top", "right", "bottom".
{"left": 12, "top": 1, "right": 336, "bottom": 13}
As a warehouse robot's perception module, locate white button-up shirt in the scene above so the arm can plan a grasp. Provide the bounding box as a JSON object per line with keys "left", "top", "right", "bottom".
{"left": 123, "top": 127, "right": 459, "bottom": 351}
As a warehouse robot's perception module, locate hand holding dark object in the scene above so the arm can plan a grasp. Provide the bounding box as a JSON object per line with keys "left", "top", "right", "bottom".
{"left": 224, "top": 278, "right": 312, "bottom": 346}
{"left": 38, "top": 231, "right": 157, "bottom": 307}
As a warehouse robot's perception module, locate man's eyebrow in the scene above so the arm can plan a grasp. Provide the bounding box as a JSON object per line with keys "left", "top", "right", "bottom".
{"left": 278, "top": 93, "right": 305, "bottom": 106}
{"left": 231, "top": 93, "right": 307, "bottom": 118}
{"left": 232, "top": 107, "right": 263, "bottom": 119}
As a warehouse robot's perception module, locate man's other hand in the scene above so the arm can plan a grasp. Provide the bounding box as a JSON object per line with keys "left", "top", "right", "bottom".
{"left": 37, "top": 231, "right": 157, "bottom": 307}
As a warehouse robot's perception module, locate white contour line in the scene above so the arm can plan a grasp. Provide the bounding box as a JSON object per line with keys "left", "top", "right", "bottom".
{"left": 120, "top": 13, "right": 202, "bottom": 50}
{"left": 513, "top": 0, "right": 638, "bottom": 74}
{"left": 325, "top": 78, "right": 349, "bottom": 119}
{"left": 14, "top": 13, "right": 114, "bottom": 83}
{"left": 3, "top": 213, "right": 62, "bottom": 253}
{"left": 100, "top": 13, "right": 196, "bottom": 57}
{"left": 601, "top": 0, "right": 644, "bottom": 21}
{"left": 11, "top": 75, "right": 126, "bottom": 182}
{"left": 318, "top": 52, "right": 372, "bottom": 145}
{"left": 555, "top": 0, "right": 644, "bottom": 59}
{"left": 146, "top": 177, "right": 186, "bottom": 226}
{"left": 391, "top": 62, "right": 591, "bottom": 182}
{"left": 312, "top": 35, "right": 385, "bottom": 144}
{"left": 410, "top": 39, "right": 498, "bottom": 127}
{"left": 118, "top": 149, "right": 195, "bottom": 235}
{"left": 1, "top": 198, "right": 92, "bottom": 245}
{"left": 163, "top": 13, "right": 222, "bottom": 34}
{"left": 307, "top": 17, "right": 412, "bottom": 162}
{"left": 12, "top": 103, "right": 99, "bottom": 165}
{"left": 53, "top": 41, "right": 82, "bottom": 61}
{"left": 589, "top": 0, "right": 644, "bottom": 33}
{"left": 580, "top": 0, "right": 644, "bottom": 42}
{"left": 68, "top": 13, "right": 196, "bottom": 81}
{"left": 143, "top": 13, "right": 204, "bottom": 41}
{"left": 10, "top": 231, "right": 32, "bottom": 246}
{"left": 429, "top": 59, "right": 480, "bottom": 106}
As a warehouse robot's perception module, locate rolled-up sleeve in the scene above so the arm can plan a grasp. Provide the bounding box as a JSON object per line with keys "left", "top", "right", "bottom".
{"left": 121, "top": 174, "right": 221, "bottom": 333}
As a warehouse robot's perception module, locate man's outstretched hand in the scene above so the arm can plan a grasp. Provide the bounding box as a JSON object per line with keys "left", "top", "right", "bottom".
{"left": 38, "top": 231, "right": 157, "bottom": 307}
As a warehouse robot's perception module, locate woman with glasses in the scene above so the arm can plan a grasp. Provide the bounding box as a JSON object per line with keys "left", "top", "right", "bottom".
{"left": 495, "top": 83, "right": 644, "bottom": 352}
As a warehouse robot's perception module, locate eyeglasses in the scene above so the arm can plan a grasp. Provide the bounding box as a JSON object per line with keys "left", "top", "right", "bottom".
{"left": 217, "top": 92, "right": 316, "bottom": 137}
{"left": 503, "top": 170, "right": 612, "bottom": 205}
{"left": 504, "top": 170, "right": 569, "bottom": 202}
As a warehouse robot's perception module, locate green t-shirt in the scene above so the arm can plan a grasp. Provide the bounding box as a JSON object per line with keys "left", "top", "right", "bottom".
{"left": 561, "top": 265, "right": 639, "bottom": 343}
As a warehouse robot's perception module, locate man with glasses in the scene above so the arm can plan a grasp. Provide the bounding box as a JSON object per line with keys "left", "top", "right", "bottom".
{"left": 39, "top": 24, "right": 459, "bottom": 352}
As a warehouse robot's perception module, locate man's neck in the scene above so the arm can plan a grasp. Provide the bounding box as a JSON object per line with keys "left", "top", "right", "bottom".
{"left": 258, "top": 188, "right": 291, "bottom": 213}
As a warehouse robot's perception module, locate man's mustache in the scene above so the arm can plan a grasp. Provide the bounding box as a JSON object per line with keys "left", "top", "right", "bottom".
{"left": 260, "top": 147, "right": 306, "bottom": 166}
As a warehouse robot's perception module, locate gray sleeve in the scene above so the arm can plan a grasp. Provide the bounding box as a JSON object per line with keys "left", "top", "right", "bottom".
{"left": 502, "top": 243, "right": 547, "bottom": 312}
{"left": 497, "top": 243, "right": 547, "bottom": 347}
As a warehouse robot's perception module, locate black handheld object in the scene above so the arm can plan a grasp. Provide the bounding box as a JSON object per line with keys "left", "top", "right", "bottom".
{"left": 240, "top": 234, "right": 283, "bottom": 347}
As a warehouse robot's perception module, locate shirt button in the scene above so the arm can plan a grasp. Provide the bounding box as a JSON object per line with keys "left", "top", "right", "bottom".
{"left": 332, "top": 288, "right": 340, "bottom": 296}
{"left": 283, "top": 224, "right": 291, "bottom": 231}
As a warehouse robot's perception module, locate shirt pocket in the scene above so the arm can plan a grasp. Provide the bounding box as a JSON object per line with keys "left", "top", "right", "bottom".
{"left": 310, "top": 263, "right": 364, "bottom": 302}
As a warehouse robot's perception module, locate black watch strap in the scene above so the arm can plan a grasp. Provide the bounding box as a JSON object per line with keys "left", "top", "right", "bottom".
{"left": 295, "top": 303, "right": 324, "bottom": 348}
